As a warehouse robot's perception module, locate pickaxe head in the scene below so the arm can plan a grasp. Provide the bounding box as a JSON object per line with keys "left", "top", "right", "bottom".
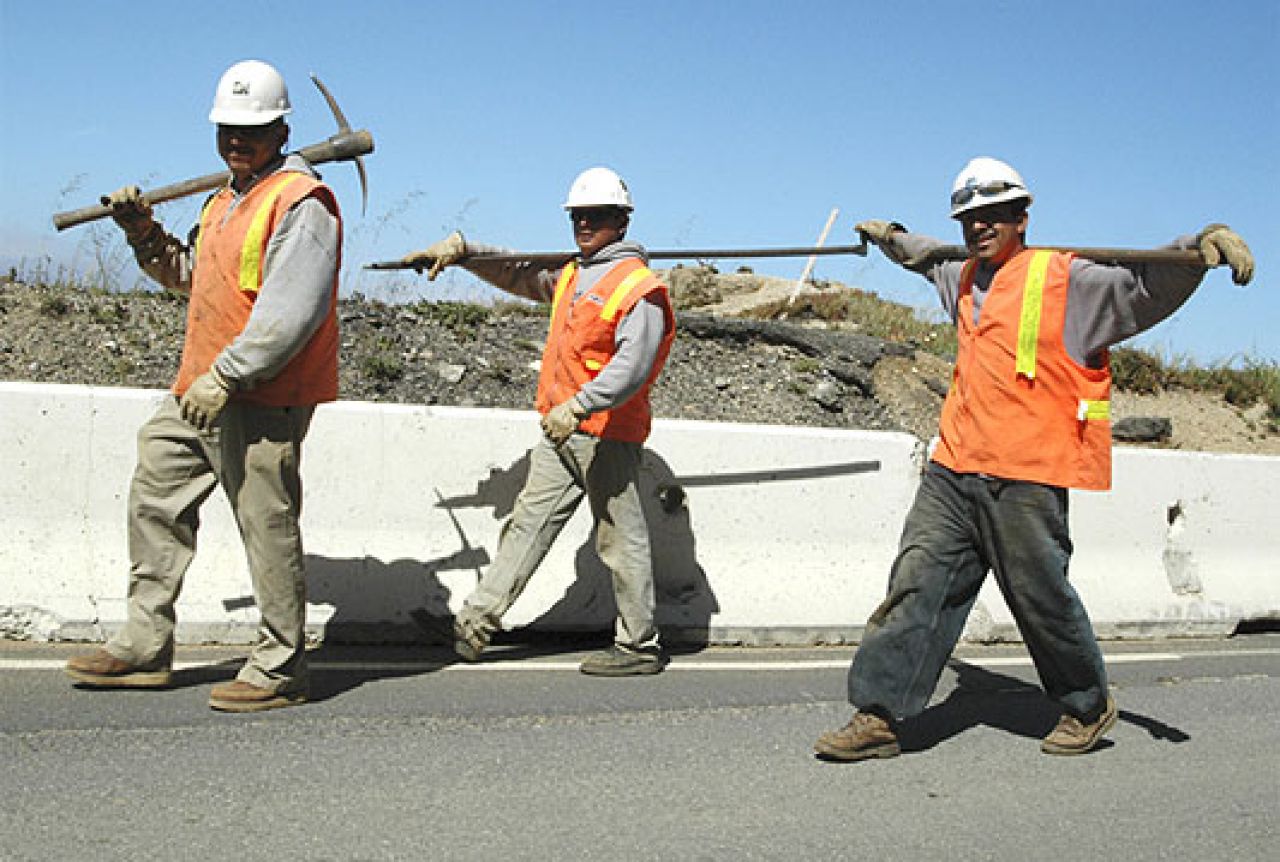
{"left": 308, "top": 74, "right": 372, "bottom": 215}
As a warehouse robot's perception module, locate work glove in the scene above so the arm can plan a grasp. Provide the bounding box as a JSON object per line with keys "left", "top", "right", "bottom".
{"left": 855, "top": 220, "right": 907, "bottom": 247}
{"left": 401, "top": 231, "right": 467, "bottom": 281}
{"left": 1197, "top": 224, "right": 1254, "bottom": 286}
{"left": 179, "top": 366, "right": 234, "bottom": 431}
{"left": 541, "top": 396, "right": 588, "bottom": 445}
{"left": 855, "top": 220, "right": 912, "bottom": 265}
{"left": 100, "top": 185, "right": 158, "bottom": 244}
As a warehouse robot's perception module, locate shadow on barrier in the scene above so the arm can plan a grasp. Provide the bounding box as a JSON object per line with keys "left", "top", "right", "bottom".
{"left": 296, "top": 446, "right": 719, "bottom": 658}
{"left": 897, "top": 659, "right": 1190, "bottom": 753}
{"left": 241, "top": 447, "right": 880, "bottom": 666}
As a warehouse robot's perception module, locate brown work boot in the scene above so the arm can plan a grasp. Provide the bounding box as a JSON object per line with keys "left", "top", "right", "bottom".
{"left": 208, "top": 680, "right": 306, "bottom": 713}
{"left": 814, "top": 710, "right": 901, "bottom": 762}
{"left": 65, "top": 648, "right": 172, "bottom": 689}
{"left": 1041, "top": 696, "right": 1118, "bottom": 755}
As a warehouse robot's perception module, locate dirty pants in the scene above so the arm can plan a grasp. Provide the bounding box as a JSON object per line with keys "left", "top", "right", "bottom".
{"left": 848, "top": 462, "right": 1109, "bottom": 722}
{"left": 106, "top": 396, "right": 312, "bottom": 692}
{"left": 459, "top": 433, "right": 658, "bottom": 651}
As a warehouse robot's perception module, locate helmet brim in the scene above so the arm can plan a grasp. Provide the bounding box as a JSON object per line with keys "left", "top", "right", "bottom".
{"left": 209, "top": 107, "right": 291, "bottom": 126}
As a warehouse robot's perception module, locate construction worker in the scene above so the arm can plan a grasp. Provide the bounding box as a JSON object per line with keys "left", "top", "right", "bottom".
{"left": 815, "top": 157, "right": 1254, "bottom": 760}
{"left": 64, "top": 60, "right": 342, "bottom": 712}
{"left": 402, "top": 167, "right": 676, "bottom": 675}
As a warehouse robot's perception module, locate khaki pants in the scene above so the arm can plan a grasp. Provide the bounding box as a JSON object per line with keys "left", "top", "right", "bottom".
{"left": 459, "top": 434, "right": 658, "bottom": 651}
{"left": 107, "top": 396, "right": 313, "bottom": 692}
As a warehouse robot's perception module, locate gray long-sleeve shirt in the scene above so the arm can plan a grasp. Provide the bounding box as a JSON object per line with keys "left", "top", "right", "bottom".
{"left": 889, "top": 231, "right": 1209, "bottom": 368}
{"left": 133, "top": 154, "right": 340, "bottom": 390}
{"left": 460, "top": 238, "right": 669, "bottom": 414}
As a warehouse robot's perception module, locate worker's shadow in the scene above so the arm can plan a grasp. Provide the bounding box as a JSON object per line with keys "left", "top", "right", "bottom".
{"left": 421, "top": 445, "right": 717, "bottom": 659}
{"left": 533, "top": 446, "right": 718, "bottom": 655}
{"left": 275, "top": 445, "right": 715, "bottom": 698}
{"left": 299, "top": 554, "right": 461, "bottom": 701}
{"left": 896, "top": 659, "right": 1190, "bottom": 753}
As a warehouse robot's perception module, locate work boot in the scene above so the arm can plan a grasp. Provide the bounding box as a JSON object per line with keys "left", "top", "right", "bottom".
{"left": 579, "top": 644, "right": 667, "bottom": 676}
{"left": 208, "top": 680, "right": 306, "bottom": 713}
{"left": 814, "top": 710, "right": 901, "bottom": 762}
{"left": 64, "top": 648, "right": 172, "bottom": 689}
{"left": 1041, "top": 696, "right": 1118, "bottom": 755}
{"left": 452, "top": 614, "right": 493, "bottom": 662}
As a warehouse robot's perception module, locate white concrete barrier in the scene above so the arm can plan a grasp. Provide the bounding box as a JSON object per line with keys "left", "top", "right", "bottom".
{"left": 2, "top": 382, "right": 1277, "bottom": 645}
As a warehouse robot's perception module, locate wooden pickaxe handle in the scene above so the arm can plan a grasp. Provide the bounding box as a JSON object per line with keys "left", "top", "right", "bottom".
{"left": 51, "top": 128, "right": 373, "bottom": 232}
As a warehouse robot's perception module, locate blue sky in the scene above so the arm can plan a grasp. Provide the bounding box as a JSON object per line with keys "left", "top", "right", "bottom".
{"left": 2, "top": 0, "right": 1276, "bottom": 363}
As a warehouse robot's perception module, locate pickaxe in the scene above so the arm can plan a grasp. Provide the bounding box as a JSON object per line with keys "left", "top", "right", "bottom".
{"left": 51, "top": 75, "right": 373, "bottom": 232}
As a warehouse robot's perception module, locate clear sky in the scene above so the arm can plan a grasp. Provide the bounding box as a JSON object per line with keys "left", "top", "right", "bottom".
{"left": 2, "top": 0, "right": 1276, "bottom": 363}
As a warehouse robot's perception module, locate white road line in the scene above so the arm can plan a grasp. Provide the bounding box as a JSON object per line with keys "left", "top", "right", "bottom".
{"left": 4, "top": 648, "right": 1277, "bottom": 674}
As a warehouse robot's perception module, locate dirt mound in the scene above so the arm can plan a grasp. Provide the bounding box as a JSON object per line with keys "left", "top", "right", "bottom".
{"left": 1, "top": 276, "right": 1276, "bottom": 455}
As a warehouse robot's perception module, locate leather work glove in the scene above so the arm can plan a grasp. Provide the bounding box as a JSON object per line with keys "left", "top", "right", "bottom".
{"left": 179, "top": 366, "right": 235, "bottom": 431}
{"left": 400, "top": 231, "right": 467, "bottom": 281}
{"left": 541, "top": 396, "right": 588, "bottom": 445}
{"left": 100, "top": 185, "right": 158, "bottom": 244}
{"left": 855, "top": 220, "right": 907, "bottom": 247}
{"left": 1197, "top": 224, "right": 1254, "bottom": 286}
{"left": 855, "top": 220, "right": 912, "bottom": 265}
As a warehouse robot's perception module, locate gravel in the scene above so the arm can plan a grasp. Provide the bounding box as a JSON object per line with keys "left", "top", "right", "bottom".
{"left": 3, "top": 276, "right": 1275, "bottom": 454}
{"left": 0, "top": 279, "right": 940, "bottom": 438}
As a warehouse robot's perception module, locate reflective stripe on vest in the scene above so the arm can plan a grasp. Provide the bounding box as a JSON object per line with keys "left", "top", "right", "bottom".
{"left": 237, "top": 173, "right": 305, "bottom": 293}
{"left": 193, "top": 196, "right": 217, "bottom": 259}
{"left": 551, "top": 260, "right": 577, "bottom": 308}
{"left": 601, "top": 266, "right": 656, "bottom": 321}
{"left": 549, "top": 259, "right": 658, "bottom": 324}
{"left": 1016, "top": 250, "right": 1053, "bottom": 380}
{"left": 1078, "top": 399, "right": 1110, "bottom": 421}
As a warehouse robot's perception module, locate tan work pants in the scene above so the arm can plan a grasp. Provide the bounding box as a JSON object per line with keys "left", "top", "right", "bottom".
{"left": 106, "top": 396, "right": 312, "bottom": 692}
{"left": 459, "top": 434, "right": 658, "bottom": 651}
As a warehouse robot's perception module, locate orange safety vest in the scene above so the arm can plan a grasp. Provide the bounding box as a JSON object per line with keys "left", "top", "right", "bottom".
{"left": 173, "top": 170, "right": 341, "bottom": 407}
{"left": 933, "top": 248, "right": 1112, "bottom": 490}
{"left": 535, "top": 257, "right": 675, "bottom": 444}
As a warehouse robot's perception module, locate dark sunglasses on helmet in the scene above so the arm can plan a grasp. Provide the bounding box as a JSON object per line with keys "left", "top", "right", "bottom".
{"left": 950, "top": 180, "right": 1024, "bottom": 208}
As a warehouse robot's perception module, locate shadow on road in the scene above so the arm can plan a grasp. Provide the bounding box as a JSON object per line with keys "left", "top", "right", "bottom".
{"left": 897, "top": 659, "right": 1191, "bottom": 752}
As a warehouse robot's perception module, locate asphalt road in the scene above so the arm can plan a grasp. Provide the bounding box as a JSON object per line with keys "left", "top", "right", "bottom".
{"left": 3, "top": 636, "right": 1277, "bottom": 861}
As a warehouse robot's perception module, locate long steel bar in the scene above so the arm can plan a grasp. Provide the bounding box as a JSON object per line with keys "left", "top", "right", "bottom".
{"left": 364, "top": 243, "right": 871, "bottom": 270}
{"left": 916, "top": 244, "right": 1206, "bottom": 267}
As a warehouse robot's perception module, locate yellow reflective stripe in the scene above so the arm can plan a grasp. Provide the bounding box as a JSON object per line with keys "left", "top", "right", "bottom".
{"left": 584, "top": 358, "right": 604, "bottom": 371}
{"left": 1077, "top": 399, "right": 1111, "bottom": 421}
{"left": 1015, "top": 250, "right": 1053, "bottom": 379}
{"left": 548, "top": 261, "right": 577, "bottom": 334}
{"left": 552, "top": 261, "right": 576, "bottom": 308}
{"left": 238, "top": 174, "right": 304, "bottom": 294}
{"left": 194, "top": 195, "right": 219, "bottom": 258}
{"left": 600, "top": 267, "right": 654, "bottom": 322}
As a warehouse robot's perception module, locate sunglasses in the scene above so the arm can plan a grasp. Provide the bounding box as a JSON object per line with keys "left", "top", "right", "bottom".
{"left": 217, "top": 122, "right": 281, "bottom": 141}
{"left": 568, "top": 208, "right": 621, "bottom": 227}
{"left": 950, "top": 180, "right": 1024, "bottom": 208}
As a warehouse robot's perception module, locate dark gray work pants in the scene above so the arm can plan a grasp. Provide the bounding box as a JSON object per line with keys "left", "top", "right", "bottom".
{"left": 848, "top": 462, "right": 1109, "bottom": 723}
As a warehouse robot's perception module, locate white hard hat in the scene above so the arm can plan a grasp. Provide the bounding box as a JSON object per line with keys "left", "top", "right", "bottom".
{"left": 209, "top": 60, "right": 292, "bottom": 126}
{"left": 950, "top": 156, "right": 1032, "bottom": 218}
{"left": 562, "top": 166, "right": 633, "bottom": 211}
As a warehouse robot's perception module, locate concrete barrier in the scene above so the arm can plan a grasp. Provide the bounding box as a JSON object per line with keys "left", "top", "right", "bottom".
{"left": 2, "top": 382, "right": 1277, "bottom": 645}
